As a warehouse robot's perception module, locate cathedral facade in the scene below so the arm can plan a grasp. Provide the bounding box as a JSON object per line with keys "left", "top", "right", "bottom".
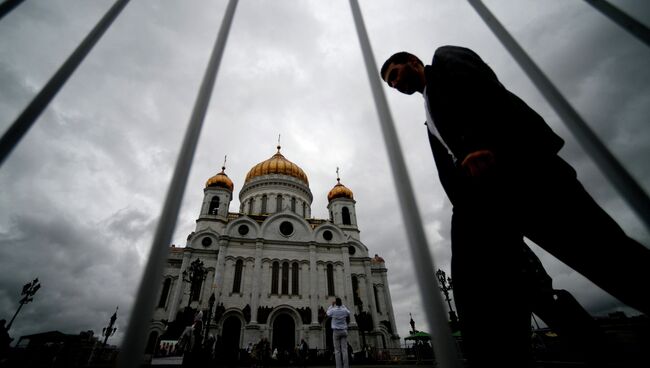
{"left": 149, "top": 146, "right": 400, "bottom": 355}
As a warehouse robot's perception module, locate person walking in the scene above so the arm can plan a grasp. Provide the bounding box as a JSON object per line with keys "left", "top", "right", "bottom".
{"left": 380, "top": 45, "right": 650, "bottom": 367}
{"left": 326, "top": 297, "right": 350, "bottom": 368}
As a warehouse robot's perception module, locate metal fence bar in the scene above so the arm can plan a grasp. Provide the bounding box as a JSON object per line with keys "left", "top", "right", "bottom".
{"left": 348, "top": 1, "right": 462, "bottom": 367}
{"left": 584, "top": 0, "right": 650, "bottom": 47}
{"left": 468, "top": 0, "right": 650, "bottom": 232}
{"left": 117, "top": 1, "right": 239, "bottom": 366}
{"left": 0, "top": 0, "right": 130, "bottom": 168}
{"left": 0, "top": 0, "right": 25, "bottom": 20}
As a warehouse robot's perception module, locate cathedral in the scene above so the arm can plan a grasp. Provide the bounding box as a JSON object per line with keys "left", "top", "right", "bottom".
{"left": 148, "top": 145, "right": 400, "bottom": 356}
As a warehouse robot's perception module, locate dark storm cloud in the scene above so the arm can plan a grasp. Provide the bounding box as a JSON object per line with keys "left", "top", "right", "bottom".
{"left": 0, "top": 205, "right": 144, "bottom": 341}
{"left": 0, "top": 0, "right": 647, "bottom": 346}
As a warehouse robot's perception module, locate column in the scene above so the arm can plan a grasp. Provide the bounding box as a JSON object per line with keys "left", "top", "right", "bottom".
{"left": 309, "top": 243, "right": 318, "bottom": 325}
{"left": 341, "top": 246, "right": 357, "bottom": 325}
{"left": 381, "top": 270, "right": 398, "bottom": 336}
{"left": 364, "top": 261, "right": 380, "bottom": 331}
{"left": 336, "top": 264, "right": 345, "bottom": 300}
{"left": 250, "top": 240, "right": 263, "bottom": 323}
{"left": 341, "top": 247, "right": 354, "bottom": 305}
{"left": 301, "top": 262, "right": 309, "bottom": 296}
{"left": 212, "top": 238, "right": 229, "bottom": 305}
{"left": 168, "top": 251, "right": 191, "bottom": 321}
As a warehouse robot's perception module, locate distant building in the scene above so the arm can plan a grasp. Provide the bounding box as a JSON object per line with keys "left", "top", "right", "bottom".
{"left": 148, "top": 146, "right": 400, "bottom": 355}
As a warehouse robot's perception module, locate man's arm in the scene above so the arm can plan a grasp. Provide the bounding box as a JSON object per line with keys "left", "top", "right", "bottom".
{"left": 326, "top": 305, "right": 334, "bottom": 316}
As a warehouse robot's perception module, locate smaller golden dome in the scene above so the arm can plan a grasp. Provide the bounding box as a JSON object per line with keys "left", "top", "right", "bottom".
{"left": 327, "top": 178, "right": 354, "bottom": 202}
{"left": 206, "top": 166, "right": 234, "bottom": 191}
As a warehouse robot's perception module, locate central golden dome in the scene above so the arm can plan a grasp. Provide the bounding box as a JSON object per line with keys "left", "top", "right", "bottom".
{"left": 244, "top": 146, "right": 309, "bottom": 185}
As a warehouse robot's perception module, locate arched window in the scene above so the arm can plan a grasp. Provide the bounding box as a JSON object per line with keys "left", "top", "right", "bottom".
{"left": 158, "top": 278, "right": 171, "bottom": 308}
{"left": 281, "top": 262, "right": 289, "bottom": 294}
{"left": 352, "top": 275, "right": 361, "bottom": 306}
{"left": 276, "top": 194, "right": 283, "bottom": 212}
{"left": 291, "top": 262, "right": 299, "bottom": 295}
{"left": 209, "top": 196, "right": 220, "bottom": 215}
{"left": 232, "top": 259, "right": 243, "bottom": 293}
{"left": 261, "top": 195, "right": 267, "bottom": 213}
{"left": 271, "top": 262, "right": 279, "bottom": 294}
{"left": 303, "top": 202, "right": 307, "bottom": 217}
{"left": 374, "top": 285, "right": 382, "bottom": 313}
{"left": 342, "top": 207, "right": 351, "bottom": 225}
{"left": 327, "top": 264, "right": 335, "bottom": 296}
{"left": 291, "top": 197, "right": 296, "bottom": 212}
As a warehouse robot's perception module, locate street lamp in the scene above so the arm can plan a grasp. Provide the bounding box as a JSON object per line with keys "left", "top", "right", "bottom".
{"left": 409, "top": 313, "right": 416, "bottom": 334}
{"left": 7, "top": 278, "right": 41, "bottom": 330}
{"left": 182, "top": 258, "right": 208, "bottom": 307}
{"left": 102, "top": 307, "right": 118, "bottom": 347}
{"left": 435, "top": 269, "right": 458, "bottom": 325}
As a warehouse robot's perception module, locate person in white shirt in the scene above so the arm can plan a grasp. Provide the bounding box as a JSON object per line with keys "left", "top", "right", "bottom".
{"left": 326, "top": 297, "right": 350, "bottom": 368}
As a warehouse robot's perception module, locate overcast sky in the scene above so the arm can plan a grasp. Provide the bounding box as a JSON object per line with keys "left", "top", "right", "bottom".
{"left": 0, "top": 0, "right": 648, "bottom": 348}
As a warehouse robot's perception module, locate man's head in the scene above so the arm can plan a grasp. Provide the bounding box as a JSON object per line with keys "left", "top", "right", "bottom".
{"left": 335, "top": 297, "right": 342, "bottom": 306}
{"left": 380, "top": 52, "right": 426, "bottom": 95}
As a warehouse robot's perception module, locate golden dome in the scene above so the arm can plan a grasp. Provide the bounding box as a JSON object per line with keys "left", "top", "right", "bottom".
{"left": 206, "top": 166, "right": 234, "bottom": 191}
{"left": 245, "top": 146, "right": 309, "bottom": 185}
{"left": 327, "top": 178, "right": 354, "bottom": 201}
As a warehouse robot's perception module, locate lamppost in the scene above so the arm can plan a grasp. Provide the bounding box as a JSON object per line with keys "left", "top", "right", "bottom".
{"left": 203, "top": 293, "right": 215, "bottom": 345}
{"left": 435, "top": 269, "right": 458, "bottom": 325}
{"left": 7, "top": 278, "right": 41, "bottom": 330}
{"left": 102, "top": 307, "right": 118, "bottom": 347}
{"left": 409, "top": 313, "right": 416, "bottom": 333}
{"left": 182, "top": 259, "right": 207, "bottom": 307}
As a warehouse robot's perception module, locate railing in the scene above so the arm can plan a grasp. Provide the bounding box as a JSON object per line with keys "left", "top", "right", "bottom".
{"left": 1, "top": 1, "right": 647, "bottom": 367}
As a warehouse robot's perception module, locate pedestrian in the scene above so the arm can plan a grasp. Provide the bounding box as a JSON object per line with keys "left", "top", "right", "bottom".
{"left": 299, "top": 338, "right": 309, "bottom": 367}
{"left": 380, "top": 45, "right": 650, "bottom": 367}
{"left": 326, "top": 297, "right": 350, "bottom": 368}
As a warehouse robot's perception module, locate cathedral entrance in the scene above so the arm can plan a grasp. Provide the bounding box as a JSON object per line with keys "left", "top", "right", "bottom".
{"left": 221, "top": 316, "right": 241, "bottom": 363}
{"left": 272, "top": 313, "right": 295, "bottom": 356}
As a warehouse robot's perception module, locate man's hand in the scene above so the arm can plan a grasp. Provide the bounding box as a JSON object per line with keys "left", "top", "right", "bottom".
{"left": 461, "top": 150, "right": 495, "bottom": 177}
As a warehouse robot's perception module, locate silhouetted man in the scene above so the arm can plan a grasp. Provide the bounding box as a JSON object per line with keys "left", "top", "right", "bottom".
{"left": 381, "top": 45, "right": 650, "bottom": 367}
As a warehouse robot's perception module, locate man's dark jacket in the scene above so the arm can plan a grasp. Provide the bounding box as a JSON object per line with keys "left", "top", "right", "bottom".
{"left": 424, "top": 45, "right": 564, "bottom": 206}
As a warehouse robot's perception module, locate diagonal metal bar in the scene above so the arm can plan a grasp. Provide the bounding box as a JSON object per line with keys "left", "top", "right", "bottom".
{"left": 468, "top": 0, "right": 650, "bottom": 232}
{"left": 117, "top": 1, "right": 238, "bottom": 366}
{"left": 0, "top": 0, "right": 130, "bottom": 168}
{"left": 0, "top": 0, "right": 25, "bottom": 21}
{"left": 349, "top": 1, "right": 461, "bottom": 367}
{"left": 584, "top": 0, "right": 650, "bottom": 47}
